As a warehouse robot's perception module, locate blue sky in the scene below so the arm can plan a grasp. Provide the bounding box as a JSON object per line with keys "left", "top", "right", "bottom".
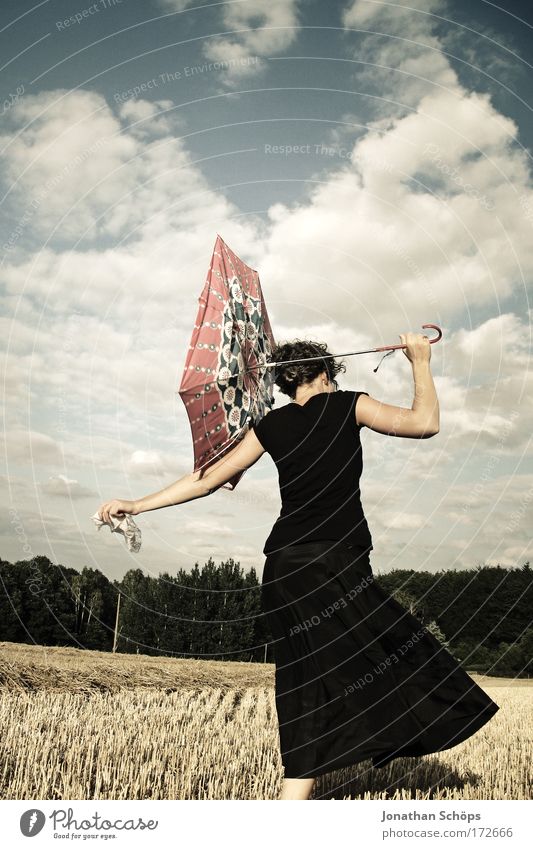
{"left": 1, "top": 0, "right": 532, "bottom": 581}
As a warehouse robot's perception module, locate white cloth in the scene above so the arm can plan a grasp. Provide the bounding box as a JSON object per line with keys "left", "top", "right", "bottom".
{"left": 91, "top": 511, "right": 142, "bottom": 552}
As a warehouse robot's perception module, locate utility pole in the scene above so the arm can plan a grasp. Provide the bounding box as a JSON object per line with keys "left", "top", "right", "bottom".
{"left": 112, "top": 591, "right": 121, "bottom": 653}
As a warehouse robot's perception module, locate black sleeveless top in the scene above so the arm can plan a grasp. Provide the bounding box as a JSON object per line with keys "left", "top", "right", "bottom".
{"left": 250, "top": 389, "right": 373, "bottom": 556}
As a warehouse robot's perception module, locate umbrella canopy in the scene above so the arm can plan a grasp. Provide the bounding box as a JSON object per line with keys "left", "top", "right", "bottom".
{"left": 178, "top": 234, "right": 276, "bottom": 490}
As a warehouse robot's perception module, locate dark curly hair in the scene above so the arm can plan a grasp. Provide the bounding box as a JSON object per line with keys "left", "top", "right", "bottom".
{"left": 270, "top": 339, "right": 347, "bottom": 399}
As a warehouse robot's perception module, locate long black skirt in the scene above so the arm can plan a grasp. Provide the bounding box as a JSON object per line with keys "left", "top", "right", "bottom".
{"left": 261, "top": 539, "right": 500, "bottom": 779}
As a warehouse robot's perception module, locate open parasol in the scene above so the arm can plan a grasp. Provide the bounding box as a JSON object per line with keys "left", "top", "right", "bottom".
{"left": 178, "top": 234, "right": 276, "bottom": 490}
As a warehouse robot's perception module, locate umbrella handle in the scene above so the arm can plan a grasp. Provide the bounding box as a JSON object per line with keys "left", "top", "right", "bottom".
{"left": 373, "top": 323, "right": 442, "bottom": 353}
{"left": 243, "top": 323, "right": 443, "bottom": 371}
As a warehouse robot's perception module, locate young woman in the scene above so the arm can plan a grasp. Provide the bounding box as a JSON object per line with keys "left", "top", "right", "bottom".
{"left": 98, "top": 331, "right": 499, "bottom": 800}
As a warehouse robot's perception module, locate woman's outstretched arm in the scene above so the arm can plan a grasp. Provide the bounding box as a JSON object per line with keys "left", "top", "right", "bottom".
{"left": 97, "top": 429, "right": 265, "bottom": 521}
{"left": 356, "top": 331, "right": 440, "bottom": 439}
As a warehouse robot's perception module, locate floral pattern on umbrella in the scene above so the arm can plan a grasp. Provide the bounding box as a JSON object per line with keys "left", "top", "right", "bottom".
{"left": 178, "top": 234, "right": 276, "bottom": 490}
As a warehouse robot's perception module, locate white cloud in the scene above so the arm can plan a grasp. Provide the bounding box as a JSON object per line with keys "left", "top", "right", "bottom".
{"left": 158, "top": 0, "right": 199, "bottom": 11}
{"left": 160, "top": 0, "right": 300, "bottom": 83}
{"left": 0, "top": 89, "right": 224, "bottom": 247}
{"left": 2, "top": 0, "right": 532, "bottom": 574}
{"left": 205, "top": 0, "right": 299, "bottom": 66}
{"left": 1, "top": 89, "right": 135, "bottom": 243}
{"left": 383, "top": 511, "right": 428, "bottom": 530}
{"left": 1, "top": 430, "right": 63, "bottom": 466}
{"left": 437, "top": 7, "right": 526, "bottom": 91}
{"left": 127, "top": 450, "right": 189, "bottom": 479}
{"left": 260, "top": 82, "right": 532, "bottom": 331}
{"left": 342, "top": 0, "right": 459, "bottom": 110}
{"left": 183, "top": 518, "right": 236, "bottom": 538}
{"left": 40, "top": 474, "right": 97, "bottom": 498}
{"left": 344, "top": 0, "right": 443, "bottom": 28}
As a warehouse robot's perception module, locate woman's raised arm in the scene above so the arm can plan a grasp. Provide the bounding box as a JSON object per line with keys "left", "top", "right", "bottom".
{"left": 356, "top": 332, "right": 440, "bottom": 439}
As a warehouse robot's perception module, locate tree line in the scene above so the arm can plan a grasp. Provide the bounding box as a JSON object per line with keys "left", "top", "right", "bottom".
{"left": 0, "top": 554, "right": 531, "bottom": 675}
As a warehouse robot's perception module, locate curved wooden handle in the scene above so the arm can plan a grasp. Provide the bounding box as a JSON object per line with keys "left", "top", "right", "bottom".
{"left": 421, "top": 323, "right": 443, "bottom": 343}
{"left": 374, "top": 323, "right": 443, "bottom": 352}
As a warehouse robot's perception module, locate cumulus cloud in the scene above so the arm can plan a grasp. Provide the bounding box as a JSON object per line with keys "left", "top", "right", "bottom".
{"left": 1, "top": 89, "right": 136, "bottom": 244}
{"left": 204, "top": 0, "right": 299, "bottom": 73}
{"left": 0, "top": 88, "right": 223, "bottom": 249}
{"left": 182, "top": 518, "right": 236, "bottom": 538}
{"left": 40, "top": 474, "right": 97, "bottom": 498}
{"left": 259, "top": 85, "right": 533, "bottom": 338}
{"left": 1, "top": 430, "right": 63, "bottom": 466}
{"left": 383, "top": 511, "right": 429, "bottom": 530}
{"left": 158, "top": 0, "right": 194, "bottom": 9}
{"left": 1, "top": 0, "right": 532, "bottom": 573}
{"left": 126, "top": 449, "right": 193, "bottom": 479}
{"left": 342, "top": 0, "right": 460, "bottom": 111}
{"left": 160, "top": 0, "right": 300, "bottom": 82}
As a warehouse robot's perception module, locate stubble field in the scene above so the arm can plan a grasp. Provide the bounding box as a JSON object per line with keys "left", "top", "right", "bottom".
{"left": 0, "top": 642, "right": 530, "bottom": 800}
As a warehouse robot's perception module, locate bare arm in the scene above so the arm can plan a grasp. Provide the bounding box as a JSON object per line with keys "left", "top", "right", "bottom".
{"left": 356, "top": 332, "right": 440, "bottom": 439}
{"left": 132, "top": 428, "right": 265, "bottom": 514}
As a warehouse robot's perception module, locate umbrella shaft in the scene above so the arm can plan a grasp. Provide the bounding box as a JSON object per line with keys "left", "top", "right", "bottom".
{"left": 245, "top": 346, "right": 392, "bottom": 371}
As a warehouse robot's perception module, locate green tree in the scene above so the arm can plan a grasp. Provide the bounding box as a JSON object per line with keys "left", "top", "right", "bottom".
{"left": 517, "top": 628, "right": 533, "bottom": 675}
{"left": 116, "top": 569, "right": 158, "bottom": 654}
{"left": 424, "top": 619, "right": 450, "bottom": 649}
{"left": 71, "top": 567, "right": 115, "bottom": 650}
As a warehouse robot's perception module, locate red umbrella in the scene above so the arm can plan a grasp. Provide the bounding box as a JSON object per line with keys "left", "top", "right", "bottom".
{"left": 178, "top": 234, "right": 276, "bottom": 490}
{"left": 179, "top": 234, "right": 443, "bottom": 489}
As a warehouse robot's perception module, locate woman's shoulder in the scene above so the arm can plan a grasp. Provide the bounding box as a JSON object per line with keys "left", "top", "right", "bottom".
{"left": 338, "top": 388, "right": 369, "bottom": 401}
{"left": 261, "top": 390, "right": 358, "bottom": 413}
{"left": 254, "top": 389, "right": 364, "bottom": 421}
{"left": 336, "top": 388, "right": 364, "bottom": 406}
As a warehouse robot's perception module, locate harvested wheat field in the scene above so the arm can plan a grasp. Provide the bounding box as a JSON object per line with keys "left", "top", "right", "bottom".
{"left": 0, "top": 641, "right": 530, "bottom": 800}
